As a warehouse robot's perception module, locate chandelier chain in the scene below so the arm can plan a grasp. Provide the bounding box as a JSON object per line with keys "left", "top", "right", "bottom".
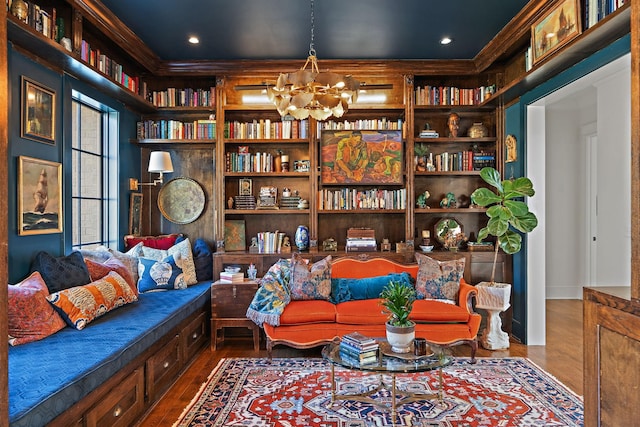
{"left": 309, "top": 0, "right": 316, "bottom": 57}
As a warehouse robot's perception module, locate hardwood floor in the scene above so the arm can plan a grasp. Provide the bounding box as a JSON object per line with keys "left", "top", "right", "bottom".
{"left": 138, "top": 299, "right": 583, "bottom": 427}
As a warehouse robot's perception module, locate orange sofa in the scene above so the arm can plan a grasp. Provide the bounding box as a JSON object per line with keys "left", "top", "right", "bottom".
{"left": 262, "top": 257, "right": 481, "bottom": 361}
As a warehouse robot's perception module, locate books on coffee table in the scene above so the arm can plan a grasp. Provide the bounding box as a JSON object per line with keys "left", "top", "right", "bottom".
{"left": 339, "top": 332, "right": 379, "bottom": 365}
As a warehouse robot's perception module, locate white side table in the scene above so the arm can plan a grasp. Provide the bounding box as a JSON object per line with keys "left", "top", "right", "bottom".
{"left": 475, "top": 282, "right": 511, "bottom": 350}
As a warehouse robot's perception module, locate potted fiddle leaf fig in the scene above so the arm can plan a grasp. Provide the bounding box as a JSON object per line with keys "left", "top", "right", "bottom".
{"left": 380, "top": 281, "right": 416, "bottom": 353}
{"left": 470, "top": 167, "right": 538, "bottom": 284}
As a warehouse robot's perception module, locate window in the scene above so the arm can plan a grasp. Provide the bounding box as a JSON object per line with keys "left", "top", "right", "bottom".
{"left": 71, "top": 93, "right": 118, "bottom": 249}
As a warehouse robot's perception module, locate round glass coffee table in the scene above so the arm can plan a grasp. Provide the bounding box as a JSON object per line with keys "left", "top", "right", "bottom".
{"left": 321, "top": 338, "right": 453, "bottom": 421}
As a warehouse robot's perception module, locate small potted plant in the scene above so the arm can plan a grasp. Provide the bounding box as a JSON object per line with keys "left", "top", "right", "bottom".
{"left": 380, "top": 281, "right": 417, "bottom": 353}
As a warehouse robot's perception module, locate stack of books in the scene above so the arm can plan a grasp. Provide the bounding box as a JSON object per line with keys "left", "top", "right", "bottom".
{"left": 219, "top": 272, "right": 244, "bottom": 284}
{"left": 419, "top": 129, "right": 440, "bottom": 138}
{"left": 346, "top": 228, "right": 377, "bottom": 252}
{"left": 339, "top": 332, "right": 379, "bottom": 365}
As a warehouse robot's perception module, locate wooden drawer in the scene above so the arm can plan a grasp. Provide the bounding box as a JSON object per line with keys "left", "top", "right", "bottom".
{"left": 145, "top": 334, "right": 181, "bottom": 402}
{"left": 211, "top": 281, "right": 259, "bottom": 318}
{"left": 181, "top": 311, "right": 208, "bottom": 361}
{"left": 85, "top": 367, "right": 145, "bottom": 427}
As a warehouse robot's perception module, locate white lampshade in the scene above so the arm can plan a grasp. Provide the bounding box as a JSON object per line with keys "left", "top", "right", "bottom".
{"left": 148, "top": 151, "right": 173, "bottom": 173}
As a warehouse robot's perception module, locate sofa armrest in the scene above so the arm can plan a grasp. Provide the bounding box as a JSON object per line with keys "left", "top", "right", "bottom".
{"left": 458, "top": 280, "right": 478, "bottom": 313}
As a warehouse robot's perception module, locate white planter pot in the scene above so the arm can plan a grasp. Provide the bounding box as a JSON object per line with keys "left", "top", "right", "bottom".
{"left": 476, "top": 282, "right": 512, "bottom": 350}
{"left": 385, "top": 322, "right": 415, "bottom": 353}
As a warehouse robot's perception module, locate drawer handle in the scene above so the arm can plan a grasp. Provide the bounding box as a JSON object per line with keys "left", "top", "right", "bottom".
{"left": 113, "top": 406, "right": 122, "bottom": 417}
{"left": 192, "top": 332, "right": 198, "bottom": 339}
{"left": 163, "top": 361, "right": 170, "bottom": 369}
{"left": 233, "top": 286, "right": 237, "bottom": 298}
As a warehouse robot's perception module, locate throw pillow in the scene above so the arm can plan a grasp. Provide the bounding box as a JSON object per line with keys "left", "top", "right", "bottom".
{"left": 137, "top": 254, "right": 187, "bottom": 293}
{"left": 192, "top": 238, "right": 213, "bottom": 281}
{"left": 330, "top": 272, "right": 414, "bottom": 303}
{"left": 124, "top": 233, "right": 181, "bottom": 251}
{"left": 103, "top": 242, "right": 143, "bottom": 284}
{"left": 79, "top": 248, "right": 112, "bottom": 263}
{"left": 8, "top": 272, "right": 67, "bottom": 345}
{"left": 289, "top": 254, "right": 332, "bottom": 300}
{"left": 30, "top": 251, "right": 92, "bottom": 293}
{"left": 47, "top": 271, "right": 138, "bottom": 330}
{"left": 84, "top": 257, "right": 137, "bottom": 296}
{"left": 414, "top": 252, "right": 465, "bottom": 301}
{"left": 139, "top": 239, "right": 197, "bottom": 285}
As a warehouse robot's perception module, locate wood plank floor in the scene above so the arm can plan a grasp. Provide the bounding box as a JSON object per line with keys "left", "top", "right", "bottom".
{"left": 138, "top": 299, "right": 583, "bottom": 427}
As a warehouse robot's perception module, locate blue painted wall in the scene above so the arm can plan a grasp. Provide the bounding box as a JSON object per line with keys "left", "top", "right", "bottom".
{"left": 506, "top": 33, "right": 631, "bottom": 343}
{"left": 7, "top": 46, "right": 140, "bottom": 284}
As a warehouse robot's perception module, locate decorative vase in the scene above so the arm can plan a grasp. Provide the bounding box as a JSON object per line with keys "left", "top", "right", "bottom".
{"left": 385, "top": 322, "right": 416, "bottom": 353}
{"left": 294, "top": 225, "right": 309, "bottom": 251}
{"left": 468, "top": 122, "right": 489, "bottom": 138}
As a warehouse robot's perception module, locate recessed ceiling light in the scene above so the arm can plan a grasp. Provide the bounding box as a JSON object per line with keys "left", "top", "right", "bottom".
{"left": 440, "top": 37, "right": 452, "bottom": 45}
{"left": 188, "top": 36, "right": 200, "bottom": 44}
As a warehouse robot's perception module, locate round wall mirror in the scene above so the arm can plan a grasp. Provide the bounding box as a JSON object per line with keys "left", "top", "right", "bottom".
{"left": 157, "top": 177, "right": 206, "bottom": 224}
{"left": 435, "top": 218, "right": 463, "bottom": 249}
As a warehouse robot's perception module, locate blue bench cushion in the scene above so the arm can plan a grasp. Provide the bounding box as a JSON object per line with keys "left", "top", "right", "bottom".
{"left": 8, "top": 280, "right": 211, "bottom": 427}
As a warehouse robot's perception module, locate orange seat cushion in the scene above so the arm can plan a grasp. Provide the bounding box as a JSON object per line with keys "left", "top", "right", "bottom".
{"left": 410, "top": 299, "right": 470, "bottom": 322}
{"left": 278, "top": 300, "right": 336, "bottom": 325}
{"left": 335, "top": 299, "right": 387, "bottom": 324}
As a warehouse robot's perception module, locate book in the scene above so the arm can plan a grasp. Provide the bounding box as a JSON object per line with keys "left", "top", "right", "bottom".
{"left": 339, "top": 342, "right": 379, "bottom": 359}
{"left": 339, "top": 351, "right": 378, "bottom": 366}
{"left": 219, "top": 272, "right": 244, "bottom": 283}
{"left": 342, "top": 332, "right": 379, "bottom": 351}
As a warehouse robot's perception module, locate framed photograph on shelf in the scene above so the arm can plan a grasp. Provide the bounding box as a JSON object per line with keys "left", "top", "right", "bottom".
{"left": 21, "top": 76, "right": 56, "bottom": 144}
{"left": 224, "top": 219, "right": 247, "bottom": 251}
{"left": 129, "top": 192, "right": 143, "bottom": 236}
{"left": 18, "top": 156, "right": 63, "bottom": 235}
{"left": 531, "top": 0, "right": 581, "bottom": 65}
{"left": 239, "top": 178, "right": 253, "bottom": 195}
{"left": 320, "top": 129, "right": 403, "bottom": 185}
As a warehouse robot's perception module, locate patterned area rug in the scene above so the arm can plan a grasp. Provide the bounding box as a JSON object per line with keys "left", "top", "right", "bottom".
{"left": 174, "top": 357, "right": 583, "bottom": 427}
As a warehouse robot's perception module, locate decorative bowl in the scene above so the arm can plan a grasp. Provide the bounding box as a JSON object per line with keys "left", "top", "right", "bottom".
{"left": 419, "top": 245, "right": 434, "bottom": 252}
{"left": 224, "top": 266, "right": 241, "bottom": 273}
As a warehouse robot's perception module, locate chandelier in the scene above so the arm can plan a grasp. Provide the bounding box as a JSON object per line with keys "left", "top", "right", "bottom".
{"left": 267, "top": 0, "right": 360, "bottom": 121}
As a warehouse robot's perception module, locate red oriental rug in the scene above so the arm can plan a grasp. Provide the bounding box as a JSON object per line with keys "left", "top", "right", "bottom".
{"left": 174, "top": 357, "right": 583, "bottom": 427}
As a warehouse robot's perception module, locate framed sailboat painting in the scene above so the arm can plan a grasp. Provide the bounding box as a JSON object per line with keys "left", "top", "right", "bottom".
{"left": 18, "top": 156, "right": 63, "bottom": 235}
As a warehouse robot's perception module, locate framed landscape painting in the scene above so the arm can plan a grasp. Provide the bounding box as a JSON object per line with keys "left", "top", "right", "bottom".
{"left": 18, "top": 156, "right": 63, "bottom": 235}
{"left": 320, "top": 130, "right": 403, "bottom": 185}
{"left": 532, "top": 0, "right": 581, "bottom": 65}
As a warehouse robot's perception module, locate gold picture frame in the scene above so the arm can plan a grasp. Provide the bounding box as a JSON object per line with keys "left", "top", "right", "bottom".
{"left": 531, "top": 0, "right": 581, "bottom": 65}
{"left": 129, "top": 192, "right": 143, "bottom": 236}
{"left": 18, "top": 156, "right": 63, "bottom": 235}
{"left": 21, "top": 76, "right": 56, "bottom": 144}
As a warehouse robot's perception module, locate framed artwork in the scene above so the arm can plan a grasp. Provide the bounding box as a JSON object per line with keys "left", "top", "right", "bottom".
{"left": 224, "top": 219, "right": 246, "bottom": 251}
{"left": 18, "top": 156, "right": 63, "bottom": 235}
{"left": 531, "top": 0, "right": 581, "bottom": 65}
{"left": 239, "top": 178, "right": 253, "bottom": 195}
{"left": 320, "top": 130, "right": 403, "bottom": 185}
{"left": 21, "top": 76, "right": 56, "bottom": 144}
{"left": 129, "top": 192, "right": 143, "bottom": 236}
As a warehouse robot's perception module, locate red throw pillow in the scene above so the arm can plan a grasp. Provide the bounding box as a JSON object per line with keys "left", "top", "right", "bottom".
{"left": 124, "top": 234, "right": 181, "bottom": 251}
{"left": 85, "top": 257, "right": 137, "bottom": 296}
{"left": 8, "top": 271, "right": 66, "bottom": 345}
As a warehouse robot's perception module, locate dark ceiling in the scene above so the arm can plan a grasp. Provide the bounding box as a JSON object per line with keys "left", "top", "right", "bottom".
{"left": 99, "top": 0, "right": 530, "bottom": 62}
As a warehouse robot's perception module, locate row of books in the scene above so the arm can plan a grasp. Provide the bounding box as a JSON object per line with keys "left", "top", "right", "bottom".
{"left": 149, "top": 87, "right": 216, "bottom": 108}
{"left": 13, "top": 2, "right": 62, "bottom": 42}
{"left": 226, "top": 152, "right": 300, "bottom": 173}
{"left": 584, "top": 0, "right": 625, "bottom": 30}
{"left": 255, "top": 231, "right": 288, "bottom": 254}
{"left": 425, "top": 151, "right": 496, "bottom": 172}
{"left": 339, "top": 332, "right": 379, "bottom": 365}
{"left": 224, "top": 119, "right": 309, "bottom": 140}
{"left": 80, "top": 40, "right": 141, "bottom": 95}
{"left": 136, "top": 119, "right": 216, "bottom": 140}
{"left": 414, "top": 85, "right": 497, "bottom": 106}
{"left": 316, "top": 118, "right": 404, "bottom": 137}
{"left": 317, "top": 188, "right": 407, "bottom": 211}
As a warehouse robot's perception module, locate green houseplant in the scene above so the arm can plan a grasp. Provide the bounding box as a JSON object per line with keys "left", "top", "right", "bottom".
{"left": 380, "top": 281, "right": 417, "bottom": 353}
{"left": 470, "top": 167, "right": 538, "bottom": 284}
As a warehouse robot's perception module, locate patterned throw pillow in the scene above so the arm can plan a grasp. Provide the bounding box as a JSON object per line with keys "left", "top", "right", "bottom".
{"left": 330, "top": 272, "right": 414, "bottom": 303}
{"left": 84, "top": 257, "right": 137, "bottom": 296}
{"left": 30, "top": 251, "right": 92, "bottom": 293}
{"left": 102, "top": 242, "right": 144, "bottom": 284}
{"left": 289, "top": 254, "right": 332, "bottom": 300}
{"left": 79, "top": 248, "right": 112, "bottom": 263}
{"left": 414, "top": 252, "right": 465, "bottom": 302}
{"left": 137, "top": 254, "right": 187, "bottom": 293}
{"left": 8, "top": 272, "right": 67, "bottom": 345}
{"left": 47, "top": 271, "right": 138, "bottom": 330}
{"left": 139, "top": 239, "right": 197, "bottom": 285}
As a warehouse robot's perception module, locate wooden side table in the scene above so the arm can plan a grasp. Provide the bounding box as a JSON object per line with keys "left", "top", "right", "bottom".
{"left": 211, "top": 279, "right": 260, "bottom": 351}
{"left": 475, "top": 282, "right": 511, "bottom": 350}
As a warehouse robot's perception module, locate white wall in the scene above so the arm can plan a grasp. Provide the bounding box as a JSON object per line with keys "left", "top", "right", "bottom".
{"left": 527, "top": 53, "right": 631, "bottom": 344}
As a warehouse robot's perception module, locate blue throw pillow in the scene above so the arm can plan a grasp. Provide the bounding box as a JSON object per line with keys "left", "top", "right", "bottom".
{"left": 137, "top": 254, "right": 187, "bottom": 293}
{"left": 331, "top": 272, "right": 414, "bottom": 303}
{"left": 30, "top": 250, "right": 92, "bottom": 293}
{"left": 192, "top": 238, "right": 213, "bottom": 281}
